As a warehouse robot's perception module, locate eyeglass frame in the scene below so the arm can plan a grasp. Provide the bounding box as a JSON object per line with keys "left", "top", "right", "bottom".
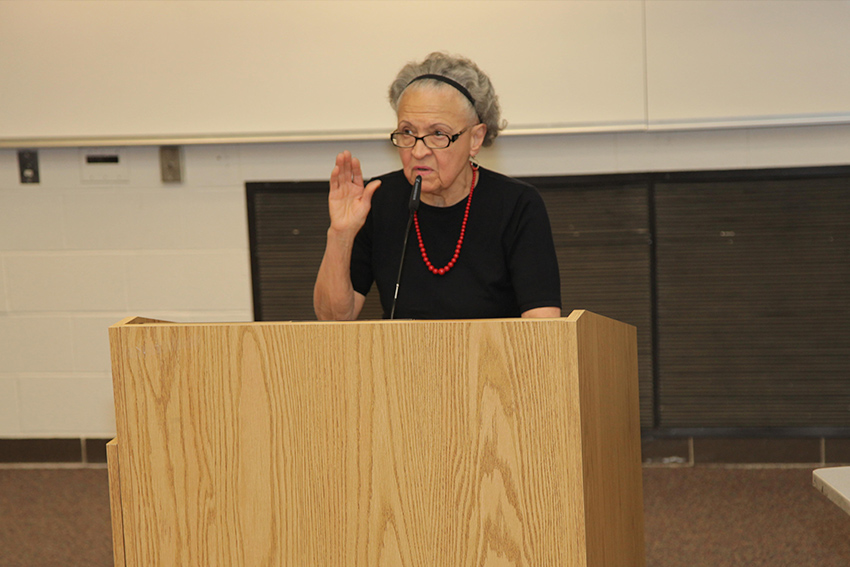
{"left": 389, "top": 127, "right": 472, "bottom": 149}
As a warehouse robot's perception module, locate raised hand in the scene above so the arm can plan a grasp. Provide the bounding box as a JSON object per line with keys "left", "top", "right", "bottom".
{"left": 328, "top": 151, "right": 381, "bottom": 235}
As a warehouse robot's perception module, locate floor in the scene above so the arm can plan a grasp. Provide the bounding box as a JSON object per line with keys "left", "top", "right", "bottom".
{"left": 1, "top": 465, "right": 849, "bottom": 566}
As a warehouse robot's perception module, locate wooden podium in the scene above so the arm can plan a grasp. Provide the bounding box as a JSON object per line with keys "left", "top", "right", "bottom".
{"left": 107, "top": 310, "right": 644, "bottom": 566}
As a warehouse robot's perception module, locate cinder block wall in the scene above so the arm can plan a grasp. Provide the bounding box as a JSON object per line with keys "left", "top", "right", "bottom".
{"left": 2, "top": 126, "right": 850, "bottom": 442}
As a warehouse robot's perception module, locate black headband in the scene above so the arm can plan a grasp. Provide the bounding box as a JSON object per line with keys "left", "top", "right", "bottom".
{"left": 406, "top": 74, "right": 477, "bottom": 109}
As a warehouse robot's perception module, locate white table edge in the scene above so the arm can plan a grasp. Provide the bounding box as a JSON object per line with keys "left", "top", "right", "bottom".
{"left": 813, "top": 466, "right": 850, "bottom": 517}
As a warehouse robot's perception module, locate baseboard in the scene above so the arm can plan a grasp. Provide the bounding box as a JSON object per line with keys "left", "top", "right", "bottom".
{"left": 0, "top": 438, "right": 111, "bottom": 464}
{"left": 642, "top": 437, "right": 850, "bottom": 466}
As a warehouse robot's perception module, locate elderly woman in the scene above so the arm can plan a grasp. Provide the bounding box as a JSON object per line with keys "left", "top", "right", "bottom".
{"left": 314, "top": 52, "right": 561, "bottom": 320}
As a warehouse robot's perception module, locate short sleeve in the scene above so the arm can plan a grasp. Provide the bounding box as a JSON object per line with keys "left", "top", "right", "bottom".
{"left": 504, "top": 189, "right": 562, "bottom": 312}
{"left": 350, "top": 212, "right": 374, "bottom": 297}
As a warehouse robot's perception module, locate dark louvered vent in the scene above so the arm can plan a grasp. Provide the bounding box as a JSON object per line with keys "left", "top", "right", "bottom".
{"left": 247, "top": 166, "right": 850, "bottom": 433}
{"left": 531, "top": 177, "right": 654, "bottom": 428}
{"left": 247, "top": 182, "right": 382, "bottom": 321}
{"left": 655, "top": 173, "right": 850, "bottom": 428}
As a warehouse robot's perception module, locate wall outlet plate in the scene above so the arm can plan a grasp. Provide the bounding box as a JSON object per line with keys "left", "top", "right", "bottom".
{"left": 160, "top": 145, "right": 182, "bottom": 183}
{"left": 18, "top": 149, "right": 40, "bottom": 184}
{"left": 79, "top": 147, "right": 129, "bottom": 183}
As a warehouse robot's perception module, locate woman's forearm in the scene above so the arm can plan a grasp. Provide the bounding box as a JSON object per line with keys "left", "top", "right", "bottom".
{"left": 313, "top": 228, "right": 360, "bottom": 321}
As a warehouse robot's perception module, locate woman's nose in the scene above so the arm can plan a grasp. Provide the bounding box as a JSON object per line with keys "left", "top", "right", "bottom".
{"left": 411, "top": 138, "right": 432, "bottom": 158}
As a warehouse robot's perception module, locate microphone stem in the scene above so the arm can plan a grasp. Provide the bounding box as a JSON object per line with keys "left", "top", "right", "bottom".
{"left": 389, "top": 212, "right": 415, "bottom": 320}
{"left": 390, "top": 175, "right": 421, "bottom": 320}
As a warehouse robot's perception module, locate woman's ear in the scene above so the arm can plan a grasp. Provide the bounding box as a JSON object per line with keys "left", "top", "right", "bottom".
{"left": 469, "top": 123, "right": 487, "bottom": 157}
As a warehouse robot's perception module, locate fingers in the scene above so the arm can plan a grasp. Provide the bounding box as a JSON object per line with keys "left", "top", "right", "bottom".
{"left": 362, "top": 179, "right": 381, "bottom": 207}
{"left": 330, "top": 163, "right": 341, "bottom": 190}
{"left": 340, "top": 151, "right": 353, "bottom": 183}
{"left": 351, "top": 155, "right": 364, "bottom": 188}
{"left": 332, "top": 150, "right": 371, "bottom": 192}
{"left": 330, "top": 151, "right": 352, "bottom": 194}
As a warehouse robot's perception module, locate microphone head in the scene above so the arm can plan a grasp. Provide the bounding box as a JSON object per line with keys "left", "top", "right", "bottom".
{"left": 409, "top": 175, "right": 422, "bottom": 212}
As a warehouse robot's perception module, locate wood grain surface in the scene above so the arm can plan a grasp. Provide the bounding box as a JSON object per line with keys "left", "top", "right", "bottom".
{"left": 106, "top": 439, "right": 125, "bottom": 567}
{"left": 109, "top": 313, "right": 643, "bottom": 566}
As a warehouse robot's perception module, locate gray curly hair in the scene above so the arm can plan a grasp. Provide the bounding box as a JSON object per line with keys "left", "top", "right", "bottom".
{"left": 388, "top": 52, "right": 505, "bottom": 147}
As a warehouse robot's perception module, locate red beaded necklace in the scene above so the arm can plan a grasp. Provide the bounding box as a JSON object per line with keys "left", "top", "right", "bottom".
{"left": 413, "top": 162, "right": 478, "bottom": 276}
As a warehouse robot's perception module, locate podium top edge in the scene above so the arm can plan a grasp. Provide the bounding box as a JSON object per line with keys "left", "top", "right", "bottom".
{"left": 109, "top": 315, "right": 581, "bottom": 328}
{"left": 110, "top": 316, "right": 176, "bottom": 328}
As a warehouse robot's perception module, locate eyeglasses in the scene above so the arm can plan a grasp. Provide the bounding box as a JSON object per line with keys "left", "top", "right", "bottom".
{"left": 390, "top": 127, "right": 470, "bottom": 149}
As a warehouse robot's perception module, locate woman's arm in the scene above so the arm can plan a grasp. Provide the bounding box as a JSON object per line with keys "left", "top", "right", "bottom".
{"left": 313, "top": 151, "right": 380, "bottom": 321}
{"left": 521, "top": 306, "right": 561, "bottom": 318}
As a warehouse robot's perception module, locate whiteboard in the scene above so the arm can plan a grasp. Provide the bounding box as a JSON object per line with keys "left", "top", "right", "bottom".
{"left": 645, "top": 0, "right": 850, "bottom": 129}
{"left": 0, "top": 0, "right": 646, "bottom": 146}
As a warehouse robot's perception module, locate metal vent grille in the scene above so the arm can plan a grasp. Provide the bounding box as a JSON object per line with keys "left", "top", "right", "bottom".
{"left": 655, "top": 175, "right": 850, "bottom": 427}
{"left": 247, "top": 177, "right": 655, "bottom": 424}
{"left": 533, "top": 179, "right": 654, "bottom": 428}
{"left": 247, "top": 183, "right": 383, "bottom": 321}
{"left": 247, "top": 167, "right": 850, "bottom": 432}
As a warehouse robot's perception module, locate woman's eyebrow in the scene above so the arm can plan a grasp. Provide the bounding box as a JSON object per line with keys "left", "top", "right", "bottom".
{"left": 397, "top": 121, "right": 454, "bottom": 130}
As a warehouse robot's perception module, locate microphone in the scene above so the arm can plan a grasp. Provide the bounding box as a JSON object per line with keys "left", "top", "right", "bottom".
{"left": 390, "top": 175, "right": 421, "bottom": 319}
{"left": 409, "top": 174, "right": 421, "bottom": 212}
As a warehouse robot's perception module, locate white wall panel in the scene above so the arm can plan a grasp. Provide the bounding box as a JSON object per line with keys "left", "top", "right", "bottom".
{"left": 646, "top": 0, "right": 850, "bottom": 129}
{"left": 0, "top": 0, "right": 646, "bottom": 144}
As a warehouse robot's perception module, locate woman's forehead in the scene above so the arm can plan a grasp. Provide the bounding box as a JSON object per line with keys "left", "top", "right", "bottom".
{"left": 396, "top": 85, "right": 475, "bottom": 125}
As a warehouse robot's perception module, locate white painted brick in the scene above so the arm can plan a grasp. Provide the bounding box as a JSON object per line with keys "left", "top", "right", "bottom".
{"left": 125, "top": 251, "right": 251, "bottom": 312}
{"left": 0, "top": 189, "right": 66, "bottom": 251}
{"left": 123, "top": 254, "right": 183, "bottom": 311}
{"left": 183, "top": 145, "right": 242, "bottom": 187}
{"left": 27, "top": 147, "right": 84, "bottom": 188}
{"left": 643, "top": 129, "right": 751, "bottom": 173}
{"left": 237, "top": 140, "right": 398, "bottom": 182}
{"left": 0, "top": 316, "right": 74, "bottom": 373}
{"left": 747, "top": 124, "right": 850, "bottom": 168}
{"left": 0, "top": 256, "right": 8, "bottom": 313}
{"left": 113, "top": 310, "right": 254, "bottom": 324}
{"left": 0, "top": 376, "right": 21, "bottom": 434}
{"left": 18, "top": 375, "right": 116, "bottom": 436}
{"left": 0, "top": 149, "right": 17, "bottom": 188}
{"left": 5, "top": 254, "right": 127, "bottom": 312}
{"left": 612, "top": 131, "right": 658, "bottom": 174}
{"left": 72, "top": 316, "right": 119, "bottom": 373}
{"left": 175, "top": 312, "right": 254, "bottom": 323}
{"left": 63, "top": 188, "right": 184, "bottom": 250}
{"left": 2, "top": 127, "right": 850, "bottom": 440}
{"left": 486, "top": 133, "right": 619, "bottom": 176}
{"left": 179, "top": 188, "right": 250, "bottom": 250}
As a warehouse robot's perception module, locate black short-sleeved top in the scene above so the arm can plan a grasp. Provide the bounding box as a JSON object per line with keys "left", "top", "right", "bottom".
{"left": 351, "top": 167, "right": 561, "bottom": 319}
